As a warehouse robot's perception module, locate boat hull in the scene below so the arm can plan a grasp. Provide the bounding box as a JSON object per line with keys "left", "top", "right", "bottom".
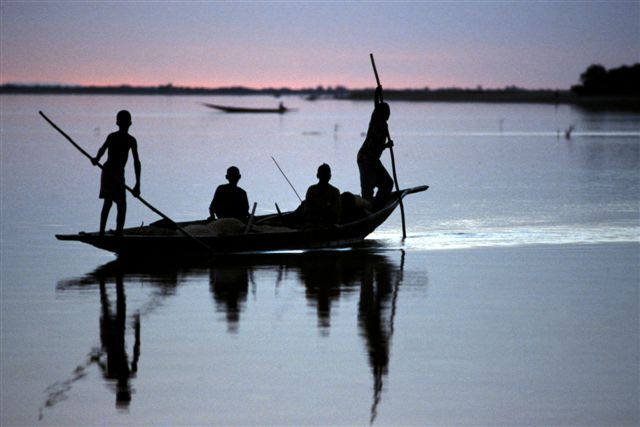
{"left": 56, "top": 186, "right": 427, "bottom": 257}
{"left": 202, "top": 103, "right": 292, "bottom": 114}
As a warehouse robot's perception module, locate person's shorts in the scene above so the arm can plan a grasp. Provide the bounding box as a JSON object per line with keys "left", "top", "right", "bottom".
{"left": 99, "top": 169, "right": 126, "bottom": 203}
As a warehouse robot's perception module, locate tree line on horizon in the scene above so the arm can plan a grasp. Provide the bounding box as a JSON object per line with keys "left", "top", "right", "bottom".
{"left": 0, "top": 81, "right": 557, "bottom": 96}
{"left": 1, "top": 64, "right": 638, "bottom": 100}
{"left": 571, "top": 63, "right": 639, "bottom": 97}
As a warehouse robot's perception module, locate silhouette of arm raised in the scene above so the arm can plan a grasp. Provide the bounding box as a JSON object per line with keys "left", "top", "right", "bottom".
{"left": 374, "top": 85, "right": 384, "bottom": 106}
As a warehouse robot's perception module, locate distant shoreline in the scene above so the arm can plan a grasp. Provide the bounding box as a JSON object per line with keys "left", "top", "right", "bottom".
{"left": 2, "top": 84, "right": 638, "bottom": 110}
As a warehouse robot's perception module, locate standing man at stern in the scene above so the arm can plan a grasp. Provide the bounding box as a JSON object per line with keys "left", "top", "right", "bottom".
{"left": 92, "top": 110, "right": 141, "bottom": 236}
{"left": 357, "top": 86, "right": 394, "bottom": 208}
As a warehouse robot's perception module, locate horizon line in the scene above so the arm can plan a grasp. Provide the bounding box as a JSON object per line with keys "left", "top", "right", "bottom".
{"left": 0, "top": 82, "right": 568, "bottom": 92}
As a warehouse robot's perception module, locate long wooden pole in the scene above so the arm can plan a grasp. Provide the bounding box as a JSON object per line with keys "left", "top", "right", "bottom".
{"left": 39, "top": 111, "right": 212, "bottom": 252}
{"left": 271, "top": 156, "right": 303, "bottom": 203}
{"left": 369, "top": 54, "right": 407, "bottom": 240}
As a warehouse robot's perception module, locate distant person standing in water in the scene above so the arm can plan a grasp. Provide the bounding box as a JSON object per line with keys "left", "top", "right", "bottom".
{"left": 357, "top": 85, "right": 394, "bottom": 207}
{"left": 209, "top": 166, "right": 250, "bottom": 222}
{"left": 92, "top": 110, "right": 141, "bottom": 236}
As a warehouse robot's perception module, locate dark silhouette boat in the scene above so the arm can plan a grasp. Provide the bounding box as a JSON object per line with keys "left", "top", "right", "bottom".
{"left": 202, "top": 102, "right": 294, "bottom": 114}
{"left": 56, "top": 186, "right": 427, "bottom": 257}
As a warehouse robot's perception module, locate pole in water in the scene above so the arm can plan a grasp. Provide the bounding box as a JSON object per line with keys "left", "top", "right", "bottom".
{"left": 271, "top": 156, "right": 302, "bottom": 203}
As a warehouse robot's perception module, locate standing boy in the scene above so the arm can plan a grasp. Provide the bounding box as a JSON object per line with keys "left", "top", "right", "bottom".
{"left": 92, "top": 110, "right": 141, "bottom": 235}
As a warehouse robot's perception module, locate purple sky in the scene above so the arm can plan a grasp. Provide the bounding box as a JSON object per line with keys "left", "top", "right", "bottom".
{"left": 1, "top": 1, "right": 639, "bottom": 89}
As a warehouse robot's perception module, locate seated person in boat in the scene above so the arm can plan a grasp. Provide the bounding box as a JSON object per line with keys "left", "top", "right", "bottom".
{"left": 357, "top": 85, "right": 394, "bottom": 208}
{"left": 91, "top": 110, "right": 141, "bottom": 236}
{"left": 209, "top": 166, "right": 250, "bottom": 222}
{"left": 304, "top": 163, "right": 341, "bottom": 226}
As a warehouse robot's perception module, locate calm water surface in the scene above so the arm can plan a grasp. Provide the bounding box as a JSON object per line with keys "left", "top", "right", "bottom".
{"left": 1, "top": 95, "right": 639, "bottom": 425}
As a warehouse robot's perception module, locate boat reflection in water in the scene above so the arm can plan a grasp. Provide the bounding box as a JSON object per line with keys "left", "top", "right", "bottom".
{"left": 50, "top": 246, "right": 412, "bottom": 424}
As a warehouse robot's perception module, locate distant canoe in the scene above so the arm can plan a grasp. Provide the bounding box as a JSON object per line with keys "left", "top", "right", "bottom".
{"left": 202, "top": 102, "right": 295, "bottom": 114}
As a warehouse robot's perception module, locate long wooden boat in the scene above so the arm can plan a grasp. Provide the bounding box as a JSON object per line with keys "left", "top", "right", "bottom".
{"left": 202, "top": 102, "right": 294, "bottom": 114}
{"left": 56, "top": 186, "right": 427, "bottom": 257}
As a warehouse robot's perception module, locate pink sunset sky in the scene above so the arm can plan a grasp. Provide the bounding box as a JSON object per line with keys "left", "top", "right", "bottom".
{"left": 1, "top": 1, "right": 638, "bottom": 90}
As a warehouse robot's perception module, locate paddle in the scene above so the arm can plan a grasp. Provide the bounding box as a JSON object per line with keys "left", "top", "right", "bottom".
{"left": 39, "top": 111, "right": 213, "bottom": 252}
{"left": 369, "top": 53, "right": 407, "bottom": 240}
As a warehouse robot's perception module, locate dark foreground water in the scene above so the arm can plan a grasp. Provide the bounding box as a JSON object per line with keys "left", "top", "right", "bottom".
{"left": 2, "top": 244, "right": 638, "bottom": 426}
{"left": 1, "top": 95, "right": 639, "bottom": 425}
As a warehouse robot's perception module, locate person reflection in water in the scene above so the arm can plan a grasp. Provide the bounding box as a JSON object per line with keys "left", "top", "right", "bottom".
{"left": 357, "top": 86, "right": 394, "bottom": 208}
{"left": 209, "top": 166, "right": 250, "bottom": 222}
{"left": 299, "top": 253, "right": 345, "bottom": 332}
{"left": 92, "top": 110, "right": 141, "bottom": 236}
{"left": 209, "top": 265, "right": 250, "bottom": 333}
{"left": 97, "top": 275, "right": 140, "bottom": 408}
{"left": 297, "top": 250, "right": 399, "bottom": 423}
{"left": 358, "top": 256, "right": 396, "bottom": 424}
{"left": 304, "top": 163, "right": 341, "bottom": 226}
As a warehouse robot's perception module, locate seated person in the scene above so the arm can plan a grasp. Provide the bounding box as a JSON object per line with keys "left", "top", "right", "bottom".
{"left": 304, "top": 163, "right": 341, "bottom": 226}
{"left": 209, "top": 166, "right": 249, "bottom": 222}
